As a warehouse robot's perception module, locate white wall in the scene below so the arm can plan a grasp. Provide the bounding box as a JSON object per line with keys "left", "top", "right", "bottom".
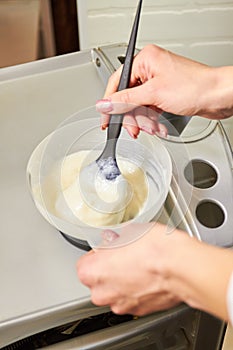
{"left": 77, "top": 0, "right": 233, "bottom": 66}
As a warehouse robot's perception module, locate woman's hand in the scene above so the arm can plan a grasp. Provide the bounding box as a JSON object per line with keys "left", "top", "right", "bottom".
{"left": 96, "top": 44, "right": 233, "bottom": 138}
{"left": 77, "top": 222, "right": 233, "bottom": 321}
{"left": 77, "top": 223, "right": 185, "bottom": 316}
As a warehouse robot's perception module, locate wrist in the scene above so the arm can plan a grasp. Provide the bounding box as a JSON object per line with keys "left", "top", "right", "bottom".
{"left": 161, "top": 230, "right": 195, "bottom": 302}
{"left": 149, "top": 226, "right": 192, "bottom": 302}
{"left": 199, "top": 66, "right": 233, "bottom": 119}
{"left": 164, "top": 234, "right": 202, "bottom": 307}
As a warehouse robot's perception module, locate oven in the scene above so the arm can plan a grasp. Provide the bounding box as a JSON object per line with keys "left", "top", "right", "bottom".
{"left": 0, "top": 44, "right": 232, "bottom": 349}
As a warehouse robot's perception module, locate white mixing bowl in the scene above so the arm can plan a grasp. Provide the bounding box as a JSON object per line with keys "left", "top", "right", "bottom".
{"left": 27, "top": 108, "right": 172, "bottom": 248}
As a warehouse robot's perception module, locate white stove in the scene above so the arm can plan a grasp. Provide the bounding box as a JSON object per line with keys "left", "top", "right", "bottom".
{"left": 0, "top": 49, "right": 109, "bottom": 347}
{"left": 0, "top": 45, "right": 232, "bottom": 349}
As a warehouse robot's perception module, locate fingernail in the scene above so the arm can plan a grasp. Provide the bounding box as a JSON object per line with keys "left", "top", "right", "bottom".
{"left": 156, "top": 129, "right": 167, "bottom": 138}
{"left": 101, "top": 124, "right": 107, "bottom": 130}
{"left": 128, "top": 129, "right": 138, "bottom": 139}
{"left": 140, "top": 126, "right": 155, "bottom": 135}
{"left": 102, "top": 229, "right": 119, "bottom": 242}
{"left": 96, "top": 99, "right": 113, "bottom": 113}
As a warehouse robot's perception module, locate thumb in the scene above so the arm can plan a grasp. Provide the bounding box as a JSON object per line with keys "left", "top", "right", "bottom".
{"left": 96, "top": 82, "right": 157, "bottom": 115}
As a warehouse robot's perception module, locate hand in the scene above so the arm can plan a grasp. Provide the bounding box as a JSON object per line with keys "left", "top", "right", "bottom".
{"left": 77, "top": 221, "right": 233, "bottom": 321}
{"left": 96, "top": 44, "right": 232, "bottom": 138}
{"left": 77, "top": 223, "right": 185, "bottom": 316}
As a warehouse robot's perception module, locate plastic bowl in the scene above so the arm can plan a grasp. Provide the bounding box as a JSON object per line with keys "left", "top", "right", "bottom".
{"left": 27, "top": 108, "right": 172, "bottom": 248}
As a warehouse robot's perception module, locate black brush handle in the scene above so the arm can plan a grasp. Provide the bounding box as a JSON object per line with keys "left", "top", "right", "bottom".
{"left": 107, "top": 0, "right": 142, "bottom": 142}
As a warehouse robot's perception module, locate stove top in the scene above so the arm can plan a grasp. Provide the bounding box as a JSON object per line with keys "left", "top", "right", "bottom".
{"left": 0, "top": 45, "right": 232, "bottom": 348}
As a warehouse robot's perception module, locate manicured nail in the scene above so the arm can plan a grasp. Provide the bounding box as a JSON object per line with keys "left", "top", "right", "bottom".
{"left": 156, "top": 129, "right": 167, "bottom": 138}
{"left": 96, "top": 99, "right": 113, "bottom": 113}
{"left": 102, "top": 229, "right": 119, "bottom": 242}
{"left": 101, "top": 123, "right": 108, "bottom": 130}
{"left": 128, "top": 129, "right": 138, "bottom": 139}
{"left": 140, "top": 126, "right": 155, "bottom": 135}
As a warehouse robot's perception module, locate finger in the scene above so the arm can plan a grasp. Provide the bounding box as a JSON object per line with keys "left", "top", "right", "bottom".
{"left": 104, "top": 61, "right": 139, "bottom": 98}
{"left": 104, "top": 67, "right": 123, "bottom": 98}
{"left": 99, "top": 110, "right": 140, "bottom": 138}
{"left": 157, "top": 122, "right": 168, "bottom": 138}
{"left": 150, "top": 105, "right": 163, "bottom": 115}
{"left": 100, "top": 113, "right": 110, "bottom": 130}
{"left": 110, "top": 297, "right": 139, "bottom": 315}
{"left": 91, "top": 290, "right": 112, "bottom": 307}
{"left": 96, "top": 81, "right": 157, "bottom": 115}
{"left": 76, "top": 252, "right": 99, "bottom": 287}
{"left": 122, "top": 113, "right": 140, "bottom": 139}
{"left": 147, "top": 106, "right": 160, "bottom": 122}
{"left": 135, "top": 107, "right": 159, "bottom": 135}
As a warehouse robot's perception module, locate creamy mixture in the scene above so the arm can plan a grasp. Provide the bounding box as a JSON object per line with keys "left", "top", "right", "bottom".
{"left": 40, "top": 151, "right": 148, "bottom": 227}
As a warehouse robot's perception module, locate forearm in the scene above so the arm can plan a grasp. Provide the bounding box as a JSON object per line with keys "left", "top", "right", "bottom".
{"left": 165, "top": 233, "right": 233, "bottom": 321}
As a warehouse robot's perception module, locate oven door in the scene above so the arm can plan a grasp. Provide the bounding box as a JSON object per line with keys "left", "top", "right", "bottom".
{"left": 39, "top": 306, "right": 225, "bottom": 350}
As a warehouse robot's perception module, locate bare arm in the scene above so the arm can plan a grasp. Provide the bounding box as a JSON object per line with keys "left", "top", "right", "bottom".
{"left": 165, "top": 231, "right": 233, "bottom": 321}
